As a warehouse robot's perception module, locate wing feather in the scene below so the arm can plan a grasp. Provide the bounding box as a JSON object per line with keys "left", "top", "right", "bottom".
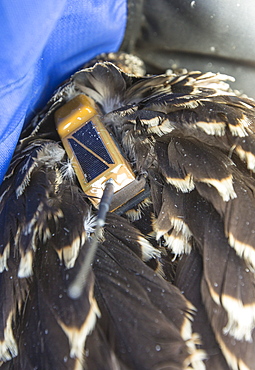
{"left": 92, "top": 216, "right": 205, "bottom": 370}
{"left": 0, "top": 139, "right": 98, "bottom": 369}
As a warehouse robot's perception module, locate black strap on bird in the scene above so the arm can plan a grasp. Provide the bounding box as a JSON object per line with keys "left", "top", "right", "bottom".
{"left": 68, "top": 179, "right": 115, "bottom": 299}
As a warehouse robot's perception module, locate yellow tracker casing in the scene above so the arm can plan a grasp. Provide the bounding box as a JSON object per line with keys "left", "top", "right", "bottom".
{"left": 55, "top": 94, "right": 141, "bottom": 209}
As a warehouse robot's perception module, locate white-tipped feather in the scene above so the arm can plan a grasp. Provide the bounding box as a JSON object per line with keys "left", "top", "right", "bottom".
{"left": 18, "top": 250, "right": 33, "bottom": 278}
{"left": 59, "top": 291, "right": 100, "bottom": 364}
{"left": 196, "top": 121, "right": 226, "bottom": 136}
{"left": 201, "top": 175, "right": 237, "bottom": 201}
{"left": 138, "top": 236, "right": 161, "bottom": 261}
{"left": 0, "top": 244, "right": 10, "bottom": 273}
{"left": 0, "top": 313, "right": 18, "bottom": 362}
{"left": 222, "top": 295, "right": 255, "bottom": 341}
{"left": 166, "top": 174, "right": 195, "bottom": 193}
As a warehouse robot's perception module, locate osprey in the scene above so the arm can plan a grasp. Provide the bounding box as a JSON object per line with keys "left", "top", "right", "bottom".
{"left": 1, "top": 53, "right": 255, "bottom": 370}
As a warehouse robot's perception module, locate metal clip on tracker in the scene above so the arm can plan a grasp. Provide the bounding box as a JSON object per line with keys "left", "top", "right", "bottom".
{"left": 55, "top": 94, "right": 148, "bottom": 212}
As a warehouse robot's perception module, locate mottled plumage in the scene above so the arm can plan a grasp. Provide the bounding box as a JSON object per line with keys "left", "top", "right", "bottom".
{"left": 1, "top": 53, "right": 255, "bottom": 369}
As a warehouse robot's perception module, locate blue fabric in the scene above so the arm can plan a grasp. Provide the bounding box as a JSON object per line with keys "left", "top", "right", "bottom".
{"left": 0, "top": 0, "right": 127, "bottom": 183}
